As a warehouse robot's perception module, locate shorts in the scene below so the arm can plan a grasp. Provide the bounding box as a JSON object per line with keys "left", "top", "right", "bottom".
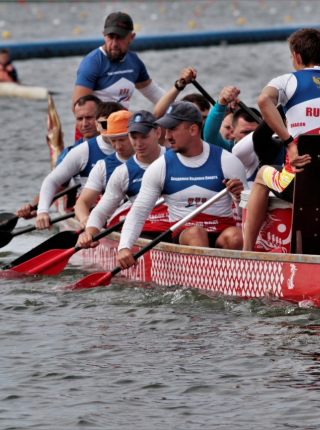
{"left": 262, "top": 165, "right": 294, "bottom": 203}
{"left": 171, "top": 231, "right": 220, "bottom": 247}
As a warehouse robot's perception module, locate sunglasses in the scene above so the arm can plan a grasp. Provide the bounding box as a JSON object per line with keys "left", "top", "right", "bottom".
{"left": 97, "top": 120, "right": 107, "bottom": 130}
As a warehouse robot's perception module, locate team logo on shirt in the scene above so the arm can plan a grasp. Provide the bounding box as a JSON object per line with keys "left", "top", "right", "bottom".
{"left": 186, "top": 197, "right": 207, "bottom": 208}
{"left": 312, "top": 76, "right": 320, "bottom": 89}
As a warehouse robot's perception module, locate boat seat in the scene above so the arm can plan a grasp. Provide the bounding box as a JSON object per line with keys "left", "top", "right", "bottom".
{"left": 291, "top": 135, "right": 320, "bottom": 254}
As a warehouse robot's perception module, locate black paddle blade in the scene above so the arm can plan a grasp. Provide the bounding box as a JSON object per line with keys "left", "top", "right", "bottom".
{"left": 0, "top": 230, "right": 14, "bottom": 248}
{"left": 0, "top": 212, "right": 18, "bottom": 232}
{"left": 2, "top": 230, "right": 80, "bottom": 270}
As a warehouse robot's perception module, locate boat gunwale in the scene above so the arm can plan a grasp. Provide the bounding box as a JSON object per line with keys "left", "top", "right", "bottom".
{"left": 105, "top": 232, "right": 320, "bottom": 265}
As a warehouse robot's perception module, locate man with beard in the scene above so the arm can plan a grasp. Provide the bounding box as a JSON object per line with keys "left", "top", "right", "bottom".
{"left": 72, "top": 11, "right": 165, "bottom": 110}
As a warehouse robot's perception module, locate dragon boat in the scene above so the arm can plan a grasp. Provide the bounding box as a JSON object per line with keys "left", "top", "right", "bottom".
{"left": 47, "top": 96, "right": 320, "bottom": 307}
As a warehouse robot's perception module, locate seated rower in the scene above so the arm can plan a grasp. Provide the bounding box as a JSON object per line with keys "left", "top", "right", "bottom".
{"left": 35, "top": 108, "right": 132, "bottom": 230}
{"left": 243, "top": 28, "right": 320, "bottom": 251}
{"left": 116, "top": 101, "right": 248, "bottom": 271}
{"left": 76, "top": 110, "right": 168, "bottom": 248}
{"left": 75, "top": 111, "right": 135, "bottom": 227}
{"left": 16, "top": 94, "right": 107, "bottom": 220}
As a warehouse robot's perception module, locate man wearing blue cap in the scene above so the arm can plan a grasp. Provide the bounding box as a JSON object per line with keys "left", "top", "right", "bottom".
{"left": 76, "top": 110, "right": 168, "bottom": 248}
{"left": 72, "top": 11, "right": 165, "bottom": 110}
{"left": 116, "top": 101, "right": 248, "bottom": 270}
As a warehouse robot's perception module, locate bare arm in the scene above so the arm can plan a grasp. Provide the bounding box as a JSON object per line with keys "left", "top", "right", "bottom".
{"left": 74, "top": 188, "right": 100, "bottom": 228}
{"left": 153, "top": 67, "right": 197, "bottom": 118}
{"left": 257, "top": 86, "right": 290, "bottom": 141}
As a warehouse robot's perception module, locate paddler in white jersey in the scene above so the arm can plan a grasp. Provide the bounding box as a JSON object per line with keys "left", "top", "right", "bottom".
{"left": 35, "top": 109, "right": 132, "bottom": 230}
{"left": 116, "top": 101, "right": 248, "bottom": 270}
{"left": 74, "top": 110, "right": 136, "bottom": 228}
{"left": 76, "top": 110, "right": 168, "bottom": 248}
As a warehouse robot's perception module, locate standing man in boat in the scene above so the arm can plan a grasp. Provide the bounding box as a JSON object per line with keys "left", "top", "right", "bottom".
{"left": 243, "top": 28, "right": 320, "bottom": 251}
{"left": 116, "top": 101, "right": 248, "bottom": 270}
{"left": 76, "top": 110, "right": 168, "bottom": 248}
{"left": 72, "top": 11, "right": 165, "bottom": 111}
{"left": 0, "top": 48, "right": 19, "bottom": 83}
{"left": 35, "top": 108, "right": 132, "bottom": 230}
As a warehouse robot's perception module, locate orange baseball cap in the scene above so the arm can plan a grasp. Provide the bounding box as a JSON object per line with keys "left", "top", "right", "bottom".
{"left": 101, "top": 110, "right": 132, "bottom": 137}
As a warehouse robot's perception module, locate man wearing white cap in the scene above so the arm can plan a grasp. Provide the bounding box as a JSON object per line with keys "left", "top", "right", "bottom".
{"left": 72, "top": 11, "right": 165, "bottom": 109}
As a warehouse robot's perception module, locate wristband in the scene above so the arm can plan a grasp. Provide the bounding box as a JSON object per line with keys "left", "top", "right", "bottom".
{"left": 174, "top": 79, "right": 186, "bottom": 91}
{"left": 283, "top": 135, "right": 294, "bottom": 146}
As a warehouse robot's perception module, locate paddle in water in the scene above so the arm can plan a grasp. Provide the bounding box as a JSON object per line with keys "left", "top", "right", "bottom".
{"left": 66, "top": 188, "right": 228, "bottom": 290}
{"left": 8, "top": 219, "right": 125, "bottom": 275}
{"left": 0, "top": 183, "right": 80, "bottom": 232}
{"left": 2, "top": 229, "right": 82, "bottom": 270}
{"left": 0, "top": 212, "right": 75, "bottom": 248}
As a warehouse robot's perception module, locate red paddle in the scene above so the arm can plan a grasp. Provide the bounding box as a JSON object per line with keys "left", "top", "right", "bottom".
{"left": 67, "top": 188, "right": 228, "bottom": 290}
{"left": 8, "top": 219, "right": 125, "bottom": 276}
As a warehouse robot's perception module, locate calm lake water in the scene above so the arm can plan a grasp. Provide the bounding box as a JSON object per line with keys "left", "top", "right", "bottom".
{"left": 1, "top": 1, "right": 320, "bottom": 429}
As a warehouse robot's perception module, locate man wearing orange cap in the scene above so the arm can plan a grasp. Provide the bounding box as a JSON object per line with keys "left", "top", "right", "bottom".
{"left": 75, "top": 110, "right": 135, "bottom": 227}
{"left": 35, "top": 109, "right": 132, "bottom": 230}
{"left": 72, "top": 11, "right": 165, "bottom": 110}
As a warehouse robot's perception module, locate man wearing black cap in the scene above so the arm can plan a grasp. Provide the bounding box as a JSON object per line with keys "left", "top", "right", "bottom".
{"left": 76, "top": 110, "right": 168, "bottom": 248}
{"left": 117, "top": 101, "right": 248, "bottom": 269}
{"left": 72, "top": 11, "right": 165, "bottom": 110}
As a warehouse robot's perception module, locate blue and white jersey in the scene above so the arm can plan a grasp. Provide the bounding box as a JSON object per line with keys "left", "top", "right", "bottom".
{"left": 162, "top": 144, "right": 226, "bottom": 219}
{"left": 268, "top": 66, "right": 320, "bottom": 137}
{"left": 79, "top": 136, "right": 108, "bottom": 178}
{"left": 104, "top": 152, "right": 123, "bottom": 187}
{"left": 126, "top": 156, "right": 145, "bottom": 198}
{"left": 76, "top": 47, "right": 150, "bottom": 108}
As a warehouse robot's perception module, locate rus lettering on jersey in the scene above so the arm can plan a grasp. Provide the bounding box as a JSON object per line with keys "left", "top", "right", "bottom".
{"left": 305, "top": 107, "right": 320, "bottom": 117}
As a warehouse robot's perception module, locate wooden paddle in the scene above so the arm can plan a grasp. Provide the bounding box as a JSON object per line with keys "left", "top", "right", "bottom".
{"left": 0, "top": 183, "right": 80, "bottom": 232}
{"left": 66, "top": 188, "right": 228, "bottom": 290}
{"left": 192, "top": 79, "right": 262, "bottom": 124}
{"left": 9, "top": 219, "right": 125, "bottom": 275}
{"left": 0, "top": 212, "right": 75, "bottom": 248}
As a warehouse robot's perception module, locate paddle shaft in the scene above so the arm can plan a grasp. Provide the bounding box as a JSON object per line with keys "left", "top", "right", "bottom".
{"left": 0, "top": 183, "right": 80, "bottom": 230}
{"left": 192, "top": 79, "right": 262, "bottom": 124}
{"left": 73, "top": 189, "right": 229, "bottom": 288}
{"left": 8, "top": 212, "right": 75, "bottom": 237}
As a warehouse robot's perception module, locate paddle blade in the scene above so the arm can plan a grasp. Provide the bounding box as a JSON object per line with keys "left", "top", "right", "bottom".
{"left": 4, "top": 230, "right": 80, "bottom": 269}
{"left": 67, "top": 272, "right": 113, "bottom": 290}
{"left": 0, "top": 230, "right": 13, "bottom": 248}
{"left": 11, "top": 248, "right": 75, "bottom": 276}
{"left": 0, "top": 212, "right": 18, "bottom": 232}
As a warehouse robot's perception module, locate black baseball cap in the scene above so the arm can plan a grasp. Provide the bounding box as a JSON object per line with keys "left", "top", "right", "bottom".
{"left": 128, "top": 110, "right": 158, "bottom": 134}
{"left": 155, "top": 101, "right": 203, "bottom": 129}
{"left": 103, "top": 12, "right": 134, "bottom": 37}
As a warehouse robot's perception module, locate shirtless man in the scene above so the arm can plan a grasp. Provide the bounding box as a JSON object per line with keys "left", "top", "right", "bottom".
{"left": 76, "top": 110, "right": 168, "bottom": 248}
{"left": 72, "top": 11, "right": 164, "bottom": 110}
{"left": 243, "top": 28, "right": 320, "bottom": 251}
{"left": 116, "top": 101, "right": 247, "bottom": 270}
{"left": 35, "top": 109, "right": 132, "bottom": 230}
